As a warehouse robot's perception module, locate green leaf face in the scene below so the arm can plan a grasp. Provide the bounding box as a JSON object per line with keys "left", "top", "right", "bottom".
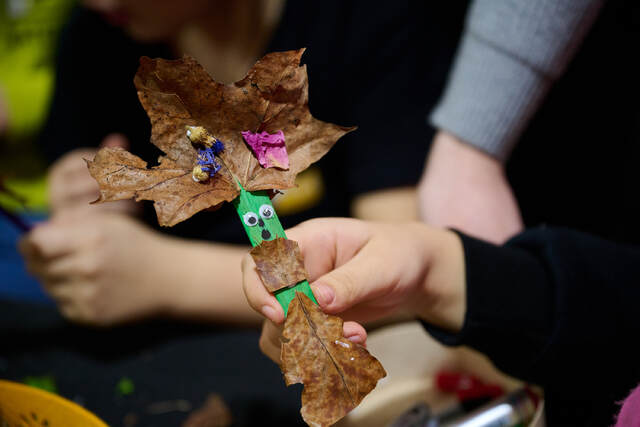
{"left": 233, "top": 188, "right": 285, "bottom": 247}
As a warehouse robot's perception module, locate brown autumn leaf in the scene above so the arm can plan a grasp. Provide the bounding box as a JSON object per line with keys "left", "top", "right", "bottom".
{"left": 249, "top": 237, "right": 308, "bottom": 292}
{"left": 87, "top": 147, "right": 238, "bottom": 226}
{"left": 88, "top": 50, "right": 353, "bottom": 226}
{"left": 282, "top": 292, "right": 386, "bottom": 427}
{"left": 134, "top": 49, "right": 354, "bottom": 191}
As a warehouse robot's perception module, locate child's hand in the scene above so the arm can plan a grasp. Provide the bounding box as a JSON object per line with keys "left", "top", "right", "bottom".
{"left": 19, "top": 212, "right": 174, "bottom": 326}
{"left": 48, "top": 134, "right": 138, "bottom": 216}
{"left": 242, "top": 218, "right": 467, "bottom": 363}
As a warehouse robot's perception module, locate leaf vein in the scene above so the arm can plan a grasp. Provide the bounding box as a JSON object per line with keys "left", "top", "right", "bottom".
{"left": 296, "top": 293, "right": 356, "bottom": 406}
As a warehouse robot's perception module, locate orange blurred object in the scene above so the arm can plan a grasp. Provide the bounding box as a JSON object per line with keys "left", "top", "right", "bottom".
{"left": 0, "top": 379, "right": 108, "bottom": 426}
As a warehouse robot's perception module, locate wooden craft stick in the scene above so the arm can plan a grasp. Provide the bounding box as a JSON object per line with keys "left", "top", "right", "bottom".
{"left": 233, "top": 185, "right": 318, "bottom": 316}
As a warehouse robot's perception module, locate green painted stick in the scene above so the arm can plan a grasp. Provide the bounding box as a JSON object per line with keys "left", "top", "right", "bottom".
{"left": 233, "top": 185, "right": 318, "bottom": 316}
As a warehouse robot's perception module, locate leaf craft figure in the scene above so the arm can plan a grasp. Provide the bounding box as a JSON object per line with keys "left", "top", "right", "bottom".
{"left": 282, "top": 292, "right": 387, "bottom": 427}
{"left": 87, "top": 49, "right": 354, "bottom": 226}
{"left": 86, "top": 49, "right": 384, "bottom": 427}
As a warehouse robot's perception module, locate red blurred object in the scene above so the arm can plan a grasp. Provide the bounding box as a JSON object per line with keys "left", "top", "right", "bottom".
{"left": 436, "top": 371, "right": 505, "bottom": 402}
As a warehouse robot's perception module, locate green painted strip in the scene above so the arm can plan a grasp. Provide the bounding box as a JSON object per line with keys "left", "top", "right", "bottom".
{"left": 274, "top": 280, "right": 317, "bottom": 315}
{"left": 233, "top": 185, "right": 318, "bottom": 316}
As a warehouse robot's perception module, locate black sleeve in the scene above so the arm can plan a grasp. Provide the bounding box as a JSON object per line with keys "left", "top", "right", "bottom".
{"left": 424, "top": 227, "right": 640, "bottom": 425}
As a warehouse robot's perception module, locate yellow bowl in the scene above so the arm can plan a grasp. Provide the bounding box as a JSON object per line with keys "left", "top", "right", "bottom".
{"left": 0, "top": 379, "right": 108, "bottom": 426}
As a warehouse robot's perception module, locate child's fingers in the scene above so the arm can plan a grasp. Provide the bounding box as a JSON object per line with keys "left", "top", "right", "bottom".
{"left": 51, "top": 177, "right": 99, "bottom": 206}
{"left": 20, "top": 223, "right": 76, "bottom": 260}
{"left": 259, "top": 319, "right": 283, "bottom": 364}
{"left": 286, "top": 218, "right": 373, "bottom": 282}
{"left": 258, "top": 319, "right": 368, "bottom": 366}
{"left": 309, "top": 242, "right": 383, "bottom": 315}
{"left": 343, "top": 321, "right": 367, "bottom": 346}
{"left": 41, "top": 252, "right": 99, "bottom": 282}
{"left": 241, "top": 253, "right": 284, "bottom": 324}
{"left": 100, "top": 133, "right": 129, "bottom": 149}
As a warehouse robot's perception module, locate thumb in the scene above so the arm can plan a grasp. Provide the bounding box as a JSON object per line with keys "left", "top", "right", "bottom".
{"left": 100, "top": 133, "right": 129, "bottom": 150}
{"left": 310, "top": 250, "right": 380, "bottom": 315}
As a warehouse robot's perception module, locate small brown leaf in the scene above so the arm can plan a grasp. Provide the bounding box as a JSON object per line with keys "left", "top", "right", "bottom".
{"left": 87, "top": 147, "right": 238, "bottom": 226}
{"left": 282, "top": 292, "right": 386, "bottom": 427}
{"left": 250, "top": 238, "right": 308, "bottom": 292}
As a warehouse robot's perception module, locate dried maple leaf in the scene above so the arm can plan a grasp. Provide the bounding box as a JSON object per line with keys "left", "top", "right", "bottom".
{"left": 88, "top": 50, "right": 353, "bottom": 226}
{"left": 249, "top": 237, "right": 308, "bottom": 292}
{"left": 87, "top": 147, "right": 238, "bottom": 226}
{"left": 282, "top": 292, "right": 386, "bottom": 427}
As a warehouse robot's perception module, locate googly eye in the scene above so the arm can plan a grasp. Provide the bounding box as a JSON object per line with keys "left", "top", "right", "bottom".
{"left": 243, "top": 212, "right": 259, "bottom": 227}
{"left": 259, "top": 204, "right": 274, "bottom": 219}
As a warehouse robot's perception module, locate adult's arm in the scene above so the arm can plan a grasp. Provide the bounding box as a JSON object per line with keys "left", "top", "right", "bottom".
{"left": 430, "top": 0, "right": 604, "bottom": 161}
{"left": 419, "top": 0, "right": 604, "bottom": 243}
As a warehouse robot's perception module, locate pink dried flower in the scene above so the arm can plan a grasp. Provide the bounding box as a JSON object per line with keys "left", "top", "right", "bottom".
{"left": 241, "top": 130, "right": 289, "bottom": 170}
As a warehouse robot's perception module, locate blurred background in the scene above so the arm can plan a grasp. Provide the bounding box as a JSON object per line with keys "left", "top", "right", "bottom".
{"left": 1, "top": 0, "right": 638, "bottom": 426}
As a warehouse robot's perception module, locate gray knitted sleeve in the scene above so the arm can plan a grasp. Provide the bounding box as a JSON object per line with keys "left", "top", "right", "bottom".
{"left": 429, "top": 0, "right": 603, "bottom": 161}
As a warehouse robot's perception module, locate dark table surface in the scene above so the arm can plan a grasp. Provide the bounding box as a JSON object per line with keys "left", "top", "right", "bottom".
{"left": 1, "top": 215, "right": 304, "bottom": 426}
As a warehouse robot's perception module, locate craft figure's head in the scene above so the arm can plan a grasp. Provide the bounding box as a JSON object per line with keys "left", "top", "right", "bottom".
{"left": 242, "top": 204, "right": 276, "bottom": 241}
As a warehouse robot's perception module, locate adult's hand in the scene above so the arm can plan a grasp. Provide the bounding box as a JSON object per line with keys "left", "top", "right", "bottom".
{"left": 242, "top": 218, "right": 466, "bottom": 363}
{"left": 418, "top": 131, "right": 523, "bottom": 244}
{"left": 48, "top": 134, "right": 138, "bottom": 215}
